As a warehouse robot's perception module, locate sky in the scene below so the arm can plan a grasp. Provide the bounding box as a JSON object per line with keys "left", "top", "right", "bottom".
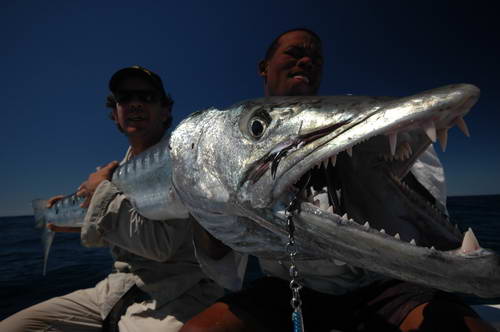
{"left": 1, "top": 0, "right": 499, "bottom": 217}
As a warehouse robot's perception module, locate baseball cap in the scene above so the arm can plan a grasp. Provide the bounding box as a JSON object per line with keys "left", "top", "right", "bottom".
{"left": 109, "top": 66, "right": 167, "bottom": 98}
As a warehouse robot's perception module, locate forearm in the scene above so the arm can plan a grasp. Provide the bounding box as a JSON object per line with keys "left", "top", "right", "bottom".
{"left": 102, "top": 199, "right": 191, "bottom": 261}
{"left": 82, "top": 180, "right": 191, "bottom": 261}
{"left": 48, "top": 224, "right": 82, "bottom": 233}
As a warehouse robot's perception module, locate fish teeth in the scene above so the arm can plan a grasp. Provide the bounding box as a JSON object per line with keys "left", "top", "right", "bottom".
{"left": 460, "top": 228, "right": 481, "bottom": 253}
{"left": 342, "top": 213, "right": 348, "bottom": 219}
{"left": 333, "top": 259, "right": 346, "bottom": 266}
{"left": 455, "top": 117, "right": 470, "bottom": 137}
{"left": 409, "top": 239, "right": 416, "bottom": 245}
{"left": 322, "top": 159, "right": 329, "bottom": 168}
{"left": 437, "top": 128, "right": 448, "bottom": 152}
{"left": 402, "top": 142, "right": 412, "bottom": 160}
{"left": 422, "top": 120, "right": 437, "bottom": 142}
{"left": 397, "top": 149, "right": 406, "bottom": 161}
{"left": 346, "top": 147, "right": 352, "bottom": 157}
{"left": 315, "top": 192, "right": 329, "bottom": 210}
{"left": 405, "top": 142, "right": 413, "bottom": 154}
{"left": 300, "top": 189, "right": 308, "bottom": 200}
{"left": 405, "top": 147, "right": 412, "bottom": 159}
{"left": 363, "top": 221, "right": 370, "bottom": 229}
{"left": 381, "top": 141, "right": 414, "bottom": 162}
{"left": 399, "top": 149, "right": 408, "bottom": 161}
{"left": 380, "top": 229, "right": 386, "bottom": 234}
{"left": 330, "top": 155, "right": 337, "bottom": 166}
{"left": 394, "top": 233, "right": 400, "bottom": 240}
{"left": 388, "top": 132, "right": 397, "bottom": 156}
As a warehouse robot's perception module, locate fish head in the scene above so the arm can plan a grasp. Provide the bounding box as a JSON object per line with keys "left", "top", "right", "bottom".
{"left": 171, "top": 84, "right": 479, "bottom": 258}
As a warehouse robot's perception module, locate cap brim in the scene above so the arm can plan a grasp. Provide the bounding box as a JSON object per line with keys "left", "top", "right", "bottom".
{"left": 109, "top": 66, "right": 165, "bottom": 96}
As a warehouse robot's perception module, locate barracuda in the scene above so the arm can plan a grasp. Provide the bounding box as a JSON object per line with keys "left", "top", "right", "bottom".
{"left": 33, "top": 84, "right": 500, "bottom": 298}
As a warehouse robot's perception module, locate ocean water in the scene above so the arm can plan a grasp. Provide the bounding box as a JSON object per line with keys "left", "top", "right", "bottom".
{"left": 0, "top": 216, "right": 112, "bottom": 320}
{"left": 1, "top": 195, "right": 499, "bottom": 320}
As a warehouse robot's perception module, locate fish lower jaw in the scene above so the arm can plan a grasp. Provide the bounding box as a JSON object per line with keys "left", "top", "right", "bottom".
{"left": 299, "top": 202, "right": 485, "bottom": 257}
{"left": 301, "top": 200, "right": 419, "bottom": 244}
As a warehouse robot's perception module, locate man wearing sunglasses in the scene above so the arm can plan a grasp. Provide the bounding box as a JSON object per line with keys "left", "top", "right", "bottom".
{"left": 0, "top": 66, "right": 222, "bottom": 332}
{"left": 181, "top": 30, "right": 495, "bottom": 332}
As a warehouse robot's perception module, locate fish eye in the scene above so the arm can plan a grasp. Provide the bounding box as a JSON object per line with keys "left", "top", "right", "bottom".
{"left": 249, "top": 117, "right": 267, "bottom": 138}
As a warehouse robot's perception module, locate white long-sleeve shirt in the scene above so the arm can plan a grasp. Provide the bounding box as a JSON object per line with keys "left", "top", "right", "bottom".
{"left": 82, "top": 148, "right": 222, "bottom": 318}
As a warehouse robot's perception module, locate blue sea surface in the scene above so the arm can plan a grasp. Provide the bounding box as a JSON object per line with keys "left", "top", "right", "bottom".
{"left": 1, "top": 195, "right": 499, "bottom": 320}
{"left": 0, "top": 215, "right": 112, "bottom": 319}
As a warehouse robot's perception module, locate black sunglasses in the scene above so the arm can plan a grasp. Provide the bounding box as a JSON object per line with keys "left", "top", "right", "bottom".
{"left": 114, "top": 89, "right": 162, "bottom": 104}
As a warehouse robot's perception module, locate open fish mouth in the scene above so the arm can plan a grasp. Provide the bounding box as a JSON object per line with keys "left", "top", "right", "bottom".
{"left": 295, "top": 131, "right": 462, "bottom": 230}
{"left": 279, "top": 137, "right": 460, "bottom": 248}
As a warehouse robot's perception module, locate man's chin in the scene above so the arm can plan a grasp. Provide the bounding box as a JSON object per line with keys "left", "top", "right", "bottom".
{"left": 290, "top": 84, "right": 317, "bottom": 96}
{"left": 124, "top": 127, "right": 147, "bottom": 136}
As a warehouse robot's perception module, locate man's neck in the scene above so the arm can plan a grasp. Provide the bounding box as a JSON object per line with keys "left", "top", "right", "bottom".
{"left": 128, "top": 132, "right": 165, "bottom": 156}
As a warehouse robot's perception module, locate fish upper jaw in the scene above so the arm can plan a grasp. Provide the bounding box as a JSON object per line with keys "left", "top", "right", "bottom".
{"left": 241, "top": 84, "right": 477, "bottom": 213}
{"left": 271, "top": 84, "right": 478, "bottom": 202}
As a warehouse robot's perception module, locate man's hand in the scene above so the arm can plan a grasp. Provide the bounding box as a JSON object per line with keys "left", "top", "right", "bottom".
{"left": 47, "top": 195, "right": 64, "bottom": 208}
{"left": 46, "top": 195, "right": 82, "bottom": 233}
{"left": 47, "top": 224, "right": 81, "bottom": 233}
{"left": 77, "top": 161, "right": 119, "bottom": 208}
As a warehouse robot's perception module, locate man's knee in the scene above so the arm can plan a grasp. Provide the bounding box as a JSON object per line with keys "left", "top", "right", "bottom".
{"left": 180, "top": 302, "right": 252, "bottom": 332}
{"left": 0, "top": 305, "right": 52, "bottom": 332}
{"left": 401, "top": 301, "right": 496, "bottom": 332}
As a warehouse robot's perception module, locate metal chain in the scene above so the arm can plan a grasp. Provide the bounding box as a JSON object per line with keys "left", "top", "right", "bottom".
{"left": 286, "top": 197, "right": 305, "bottom": 332}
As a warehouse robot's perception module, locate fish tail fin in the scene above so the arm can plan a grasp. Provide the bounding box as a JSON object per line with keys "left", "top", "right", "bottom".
{"left": 32, "top": 199, "right": 54, "bottom": 275}
{"left": 41, "top": 226, "right": 55, "bottom": 276}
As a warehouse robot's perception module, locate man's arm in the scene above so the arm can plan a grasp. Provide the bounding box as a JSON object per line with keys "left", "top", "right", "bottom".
{"left": 81, "top": 179, "right": 191, "bottom": 262}
{"left": 77, "top": 161, "right": 119, "bottom": 208}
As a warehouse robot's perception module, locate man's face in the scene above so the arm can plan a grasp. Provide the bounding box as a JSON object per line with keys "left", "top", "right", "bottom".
{"left": 260, "top": 30, "right": 323, "bottom": 96}
{"left": 112, "top": 76, "right": 169, "bottom": 141}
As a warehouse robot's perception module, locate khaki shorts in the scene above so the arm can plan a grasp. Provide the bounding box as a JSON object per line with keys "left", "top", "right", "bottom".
{"left": 0, "top": 278, "right": 222, "bottom": 332}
